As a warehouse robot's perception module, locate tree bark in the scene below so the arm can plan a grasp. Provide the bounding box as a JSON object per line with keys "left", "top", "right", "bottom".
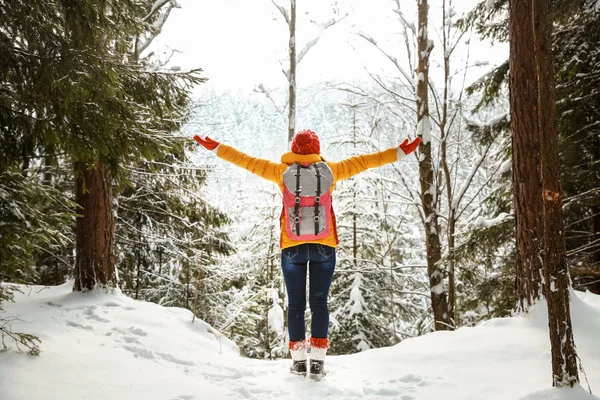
{"left": 440, "top": 0, "right": 456, "bottom": 326}
{"left": 287, "top": 0, "right": 297, "bottom": 143}
{"left": 416, "top": 0, "right": 451, "bottom": 331}
{"left": 532, "top": 0, "right": 579, "bottom": 387}
{"left": 73, "top": 161, "right": 117, "bottom": 291}
{"left": 509, "top": 0, "right": 544, "bottom": 313}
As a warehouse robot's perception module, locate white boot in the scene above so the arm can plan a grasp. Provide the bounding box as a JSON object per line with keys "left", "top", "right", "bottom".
{"left": 289, "top": 339, "right": 308, "bottom": 375}
{"left": 309, "top": 337, "right": 328, "bottom": 380}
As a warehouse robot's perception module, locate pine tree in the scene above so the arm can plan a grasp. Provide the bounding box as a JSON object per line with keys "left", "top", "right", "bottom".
{"left": 116, "top": 148, "right": 232, "bottom": 315}
{"left": 531, "top": 0, "right": 579, "bottom": 386}
{"left": 0, "top": 0, "right": 205, "bottom": 292}
{"left": 458, "top": 0, "right": 600, "bottom": 296}
{"left": 328, "top": 95, "right": 427, "bottom": 354}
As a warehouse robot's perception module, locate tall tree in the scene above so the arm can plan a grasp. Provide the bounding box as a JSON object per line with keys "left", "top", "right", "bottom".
{"left": 416, "top": 0, "right": 451, "bottom": 331}
{"left": 263, "top": 0, "right": 345, "bottom": 143}
{"left": 67, "top": 1, "right": 203, "bottom": 292}
{"left": 287, "top": 0, "right": 297, "bottom": 143}
{"left": 531, "top": 0, "right": 579, "bottom": 387}
{"left": 458, "top": 0, "right": 600, "bottom": 296}
{"left": 0, "top": 0, "right": 203, "bottom": 291}
{"left": 509, "top": 0, "right": 579, "bottom": 387}
{"left": 508, "top": 0, "right": 544, "bottom": 312}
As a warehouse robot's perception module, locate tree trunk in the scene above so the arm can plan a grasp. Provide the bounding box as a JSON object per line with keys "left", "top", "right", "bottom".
{"left": 416, "top": 0, "right": 451, "bottom": 331}
{"left": 509, "top": 0, "right": 544, "bottom": 313}
{"left": 440, "top": 0, "right": 456, "bottom": 326}
{"left": 73, "top": 161, "right": 117, "bottom": 292}
{"left": 287, "top": 0, "right": 297, "bottom": 143}
{"left": 532, "top": 0, "right": 579, "bottom": 387}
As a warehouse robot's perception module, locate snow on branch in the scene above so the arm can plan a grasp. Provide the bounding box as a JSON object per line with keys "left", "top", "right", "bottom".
{"left": 297, "top": 36, "right": 320, "bottom": 65}
{"left": 136, "top": 0, "right": 180, "bottom": 59}
{"left": 357, "top": 31, "right": 415, "bottom": 88}
{"left": 144, "top": 0, "right": 180, "bottom": 23}
{"left": 283, "top": 12, "right": 348, "bottom": 75}
{"left": 270, "top": 0, "right": 290, "bottom": 24}
{"left": 253, "top": 84, "right": 286, "bottom": 117}
{"left": 451, "top": 137, "right": 495, "bottom": 212}
{"left": 392, "top": 7, "right": 416, "bottom": 36}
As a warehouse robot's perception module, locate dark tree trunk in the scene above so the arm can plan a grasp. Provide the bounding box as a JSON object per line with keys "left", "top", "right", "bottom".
{"left": 509, "top": 0, "right": 544, "bottom": 313}
{"left": 532, "top": 0, "right": 579, "bottom": 387}
{"left": 591, "top": 207, "right": 600, "bottom": 293}
{"left": 416, "top": 0, "right": 451, "bottom": 331}
{"left": 73, "top": 161, "right": 117, "bottom": 292}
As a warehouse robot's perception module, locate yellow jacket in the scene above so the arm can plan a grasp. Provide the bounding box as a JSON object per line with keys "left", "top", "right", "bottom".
{"left": 214, "top": 144, "right": 403, "bottom": 249}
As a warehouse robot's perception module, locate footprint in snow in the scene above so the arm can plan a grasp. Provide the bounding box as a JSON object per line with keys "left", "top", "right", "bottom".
{"left": 66, "top": 320, "right": 93, "bottom": 331}
{"left": 43, "top": 301, "right": 63, "bottom": 308}
{"left": 398, "top": 373, "right": 423, "bottom": 383}
{"left": 102, "top": 301, "right": 136, "bottom": 311}
{"left": 122, "top": 345, "right": 195, "bottom": 367}
{"left": 363, "top": 386, "right": 402, "bottom": 397}
{"left": 128, "top": 326, "right": 148, "bottom": 336}
{"left": 83, "top": 307, "right": 111, "bottom": 323}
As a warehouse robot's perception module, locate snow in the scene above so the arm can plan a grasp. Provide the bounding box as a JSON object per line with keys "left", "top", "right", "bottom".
{"left": 416, "top": 116, "right": 432, "bottom": 144}
{"left": 349, "top": 273, "right": 365, "bottom": 316}
{"left": 268, "top": 289, "right": 285, "bottom": 335}
{"left": 473, "top": 212, "right": 511, "bottom": 228}
{"left": 500, "top": 159, "right": 512, "bottom": 174}
{"left": 2, "top": 283, "right": 600, "bottom": 400}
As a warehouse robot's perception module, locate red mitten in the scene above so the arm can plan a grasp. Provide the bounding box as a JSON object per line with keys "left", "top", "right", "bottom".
{"left": 399, "top": 137, "right": 422, "bottom": 155}
{"left": 193, "top": 135, "right": 220, "bottom": 151}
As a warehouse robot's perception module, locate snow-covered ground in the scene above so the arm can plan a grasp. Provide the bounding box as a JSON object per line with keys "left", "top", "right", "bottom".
{"left": 1, "top": 282, "right": 599, "bottom": 400}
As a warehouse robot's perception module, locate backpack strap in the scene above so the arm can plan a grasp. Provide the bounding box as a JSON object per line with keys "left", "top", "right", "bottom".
{"left": 313, "top": 163, "right": 321, "bottom": 235}
{"left": 293, "top": 164, "right": 301, "bottom": 236}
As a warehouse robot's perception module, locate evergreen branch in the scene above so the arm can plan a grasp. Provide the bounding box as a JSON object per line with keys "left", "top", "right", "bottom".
{"left": 0, "top": 317, "right": 41, "bottom": 356}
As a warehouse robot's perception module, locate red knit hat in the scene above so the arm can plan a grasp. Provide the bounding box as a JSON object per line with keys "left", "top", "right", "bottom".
{"left": 291, "top": 129, "right": 320, "bottom": 155}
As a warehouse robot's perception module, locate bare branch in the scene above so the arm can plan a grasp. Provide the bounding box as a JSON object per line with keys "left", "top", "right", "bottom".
{"left": 357, "top": 31, "right": 415, "bottom": 87}
{"left": 270, "top": 0, "right": 290, "bottom": 24}
{"left": 253, "top": 84, "right": 286, "bottom": 117}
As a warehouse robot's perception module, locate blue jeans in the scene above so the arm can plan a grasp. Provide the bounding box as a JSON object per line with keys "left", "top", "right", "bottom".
{"left": 281, "top": 243, "right": 336, "bottom": 342}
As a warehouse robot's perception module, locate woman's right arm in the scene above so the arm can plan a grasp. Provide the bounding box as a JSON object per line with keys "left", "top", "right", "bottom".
{"left": 194, "top": 136, "right": 283, "bottom": 184}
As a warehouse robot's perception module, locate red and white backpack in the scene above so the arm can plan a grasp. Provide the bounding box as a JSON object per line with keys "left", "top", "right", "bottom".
{"left": 281, "top": 162, "right": 335, "bottom": 241}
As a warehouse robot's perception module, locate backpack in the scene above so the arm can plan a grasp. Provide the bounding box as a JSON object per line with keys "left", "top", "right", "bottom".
{"left": 281, "top": 162, "right": 335, "bottom": 241}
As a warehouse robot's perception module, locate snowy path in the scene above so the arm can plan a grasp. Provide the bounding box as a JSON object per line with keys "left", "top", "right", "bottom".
{"left": 1, "top": 283, "right": 600, "bottom": 400}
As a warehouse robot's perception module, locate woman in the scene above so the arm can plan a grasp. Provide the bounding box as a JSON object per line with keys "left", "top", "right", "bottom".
{"left": 194, "top": 129, "right": 421, "bottom": 379}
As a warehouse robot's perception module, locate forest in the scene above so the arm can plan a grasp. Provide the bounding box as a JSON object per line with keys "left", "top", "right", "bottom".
{"left": 1, "top": 0, "right": 599, "bottom": 395}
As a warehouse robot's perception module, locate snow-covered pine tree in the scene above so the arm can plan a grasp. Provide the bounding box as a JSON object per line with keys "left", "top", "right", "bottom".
{"left": 62, "top": 0, "right": 204, "bottom": 292}
{"left": 355, "top": 0, "right": 495, "bottom": 331}
{"left": 116, "top": 149, "right": 233, "bottom": 319}
{"left": 183, "top": 90, "right": 289, "bottom": 359}
{"left": 217, "top": 189, "right": 287, "bottom": 359}
{"left": 327, "top": 94, "right": 427, "bottom": 354}
{"left": 553, "top": 2, "right": 600, "bottom": 292}
{"left": 457, "top": 0, "right": 600, "bottom": 296}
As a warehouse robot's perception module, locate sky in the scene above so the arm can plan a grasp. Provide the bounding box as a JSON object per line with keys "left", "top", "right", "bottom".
{"left": 151, "top": 0, "right": 508, "bottom": 92}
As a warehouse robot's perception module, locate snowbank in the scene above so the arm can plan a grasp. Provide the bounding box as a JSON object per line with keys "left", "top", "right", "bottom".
{"left": 1, "top": 283, "right": 599, "bottom": 400}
